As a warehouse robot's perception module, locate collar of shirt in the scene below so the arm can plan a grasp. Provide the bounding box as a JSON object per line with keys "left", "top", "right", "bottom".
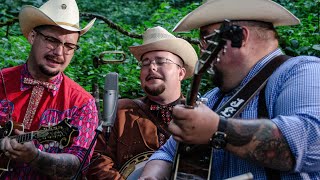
{"left": 20, "top": 64, "right": 62, "bottom": 96}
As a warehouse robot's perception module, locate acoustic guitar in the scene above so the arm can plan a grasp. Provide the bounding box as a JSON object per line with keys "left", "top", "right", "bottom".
{"left": 171, "top": 20, "right": 243, "bottom": 180}
{"left": 0, "top": 118, "right": 79, "bottom": 176}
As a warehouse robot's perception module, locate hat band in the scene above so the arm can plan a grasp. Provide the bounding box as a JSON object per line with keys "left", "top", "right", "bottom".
{"left": 56, "top": 22, "right": 80, "bottom": 29}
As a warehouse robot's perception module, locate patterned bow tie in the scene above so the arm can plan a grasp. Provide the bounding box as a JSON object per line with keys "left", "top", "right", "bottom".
{"left": 150, "top": 104, "right": 173, "bottom": 125}
{"left": 23, "top": 77, "right": 56, "bottom": 90}
{"left": 22, "top": 77, "right": 56, "bottom": 130}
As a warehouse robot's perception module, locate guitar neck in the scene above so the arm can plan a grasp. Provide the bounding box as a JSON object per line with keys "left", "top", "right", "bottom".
{"left": 186, "top": 73, "right": 203, "bottom": 108}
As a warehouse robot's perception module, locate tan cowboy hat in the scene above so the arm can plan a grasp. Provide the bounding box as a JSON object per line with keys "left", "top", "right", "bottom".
{"left": 173, "top": 0, "right": 300, "bottom": 32}
{"left": 129, "top": 26, "right": 198, "bottom": 79}
{"left": 19, "top": 0, "right": 96, "bottom": 38}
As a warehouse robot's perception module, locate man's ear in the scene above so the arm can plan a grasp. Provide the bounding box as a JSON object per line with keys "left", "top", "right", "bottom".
{"left": 27, "top": 30, "right": 36, "bottom": 45}
{"left": 179, "top": 67, "right": 186, "bottom": 81}
{"left": 240, "top": 26, "right": 250, "bottom": 47}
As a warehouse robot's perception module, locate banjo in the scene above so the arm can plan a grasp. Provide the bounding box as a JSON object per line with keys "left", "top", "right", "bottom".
{"left": 119, "top": 151, "right": 154, "bottom": 179}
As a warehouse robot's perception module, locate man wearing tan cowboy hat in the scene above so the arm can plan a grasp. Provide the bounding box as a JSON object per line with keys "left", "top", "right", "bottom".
{"left": 86, "top": 26, "right": 197, "bottom": 180}
{"left": 0, "top": 0, "right": 98, "bottom": 179}
{"left": 140, "top": 0, "right": 320, "bottom": 179}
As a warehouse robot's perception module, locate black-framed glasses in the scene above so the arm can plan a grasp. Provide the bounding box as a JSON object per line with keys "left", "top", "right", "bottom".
{"left": 35, "top": 30, "right": 79, "bottom": 55}
{"left": 139, "top": 57, "right": 182, "bottom": 68}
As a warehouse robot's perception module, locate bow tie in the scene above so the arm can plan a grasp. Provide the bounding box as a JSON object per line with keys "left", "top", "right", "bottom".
{"left": 150, "top": 104, "right": 174, "bottom": 125}
{"left": 23, "top": 77, "right": 56, "bottom": 90}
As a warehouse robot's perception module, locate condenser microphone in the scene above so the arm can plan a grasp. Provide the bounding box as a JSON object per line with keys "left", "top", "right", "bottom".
{"left": 103, "top": 72, "right": 119, "bottom": 137}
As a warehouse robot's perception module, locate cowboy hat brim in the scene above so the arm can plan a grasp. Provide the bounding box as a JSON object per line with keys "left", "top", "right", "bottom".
{"left": 129, "top": 38, "right": 198, "bottom": 79}
{"left": 19, "top": 5, "right": 95, "bottom": 38}
{"left": 173, "top": 0, "right": 300, "bottom": 32}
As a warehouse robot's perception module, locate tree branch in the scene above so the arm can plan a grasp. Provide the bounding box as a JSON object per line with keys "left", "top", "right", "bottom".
{"left": 80, "top": 12, "right": 200, "bottom": 45}
{"left": 0, "top": 13, "right": 200, "bottom": 45}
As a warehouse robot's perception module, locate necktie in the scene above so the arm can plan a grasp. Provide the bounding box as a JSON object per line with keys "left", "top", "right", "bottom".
{"left": 22, "top": 77, "right": 56, "bottom": 129}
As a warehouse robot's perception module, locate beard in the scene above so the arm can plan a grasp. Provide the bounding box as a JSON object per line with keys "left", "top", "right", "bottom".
{"left": 211, "top": 66, "right": 223, "bottom": 88}
{"left": 39, "top": 64, "right": 60, "bottom": 77}
{"left": 144, "top": 84, "right": 166, "bottom": 96}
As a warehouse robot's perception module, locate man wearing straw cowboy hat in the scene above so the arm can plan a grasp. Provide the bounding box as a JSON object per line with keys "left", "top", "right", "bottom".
{"left": 86, "top": 26, "right": 197, "bottom": 179}
{"left": 0, "top": 0, "right": 98, "bottom": 179}
{"left": 140, "top": 0, "right": 320, "bottom": 179}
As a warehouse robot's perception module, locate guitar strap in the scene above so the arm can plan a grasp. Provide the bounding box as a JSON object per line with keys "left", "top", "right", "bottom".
{"left": 215, "top": 55, "right": 291, "bottom": 118}
{"left": 213, "top": 55, "right": 291, "bottom": 180}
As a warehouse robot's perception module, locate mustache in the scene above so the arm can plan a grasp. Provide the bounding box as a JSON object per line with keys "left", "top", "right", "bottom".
{"left": 45, "top": 55, "right": 64, "bottom": 64}
{"left": 146, "top": 74, "right": 163, "bottom": 81}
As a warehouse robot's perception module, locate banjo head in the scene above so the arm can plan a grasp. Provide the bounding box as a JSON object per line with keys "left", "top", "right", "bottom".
{"left": 119, "top": 151, "right": 154, "bottom": 179}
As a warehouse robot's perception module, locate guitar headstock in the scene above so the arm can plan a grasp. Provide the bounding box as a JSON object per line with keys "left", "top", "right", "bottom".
{"left": 196, "top": 20, "right": 243, "bottom": 75}
{"left": 36, "top": 118, "right": 79, "bottom": 148}
{"left": 186, "top": 20, "right": 243, "bottom": 107}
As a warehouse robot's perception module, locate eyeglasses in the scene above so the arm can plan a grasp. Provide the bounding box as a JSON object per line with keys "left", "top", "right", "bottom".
{"left": 35, "top": 30, "right": 79, "bottom": 55}
{"left": 139, "top": 57, "right": 182, "bottom": 68}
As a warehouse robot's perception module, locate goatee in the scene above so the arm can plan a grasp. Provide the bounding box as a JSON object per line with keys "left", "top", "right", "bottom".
{"left": 39, "top": 64, "right": 60, "bottom": 77}
{"left": 144, "top": 84, "right": 165, "bottom": 96}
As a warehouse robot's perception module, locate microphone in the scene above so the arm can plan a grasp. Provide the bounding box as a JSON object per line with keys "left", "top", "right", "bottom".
{"left": 103, "top": 72, "right": 119, "bottom": 140}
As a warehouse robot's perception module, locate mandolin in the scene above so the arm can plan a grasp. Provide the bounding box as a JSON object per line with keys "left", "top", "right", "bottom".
{"left": 171, "top": 20, "right": 243, "bottom": 180}
{"left": 0, "top": 118, "right": 79, "bottom": 176}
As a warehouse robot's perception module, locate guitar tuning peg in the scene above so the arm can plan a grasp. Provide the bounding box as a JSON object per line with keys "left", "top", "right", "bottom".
{"left": 216, "top": 54, "right": 221, "bottom": 63}
{"left": 223, "top": 45, "right": 227, "bottom": 54}
{"left": 207, "top": 67, "right": 215, "bottom": 75}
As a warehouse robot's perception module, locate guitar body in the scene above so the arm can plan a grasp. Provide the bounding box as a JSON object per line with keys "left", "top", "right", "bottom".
{"left": 172, "top": 144, "right": 212, "bottom": 180}
{"left": 0, "top": 118, "right": 79, "bottom": 177}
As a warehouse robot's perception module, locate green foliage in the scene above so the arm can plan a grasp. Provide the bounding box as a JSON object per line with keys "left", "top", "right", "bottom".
{"left": 275, "top": 0, "right": 320, "bottom": 57}
{"left": 0, "top": 0, "right": 319, "bottom": 102}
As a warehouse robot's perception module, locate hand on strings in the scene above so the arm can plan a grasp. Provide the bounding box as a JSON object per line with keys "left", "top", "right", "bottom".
{"left": 168, "top": 103, "right": 220, "bottom": 145}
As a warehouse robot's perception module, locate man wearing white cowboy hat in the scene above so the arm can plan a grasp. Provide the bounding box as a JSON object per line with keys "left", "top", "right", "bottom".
{"left": 140, "top": 0, "right": 320, "bottom": 179}
{"left": 86, "top": 26, "right": 197, "bottom": 179}
{"left": 0, "top": 0, "right": 98, "bottom": 179}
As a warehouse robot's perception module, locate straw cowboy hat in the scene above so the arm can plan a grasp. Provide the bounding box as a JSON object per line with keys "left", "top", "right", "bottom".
{"left": 19, "top": 0, "right": 96, "bottom": 38}
{"left": 129, "top": 26, "right": 198, "bottom": 79}
{"left": 173, "top": 0, "right": 300, "bottom": 32}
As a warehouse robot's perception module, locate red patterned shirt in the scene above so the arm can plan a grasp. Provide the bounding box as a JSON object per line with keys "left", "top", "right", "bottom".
{"left": 0, "top": 64, "right": 99, "bottom": 179}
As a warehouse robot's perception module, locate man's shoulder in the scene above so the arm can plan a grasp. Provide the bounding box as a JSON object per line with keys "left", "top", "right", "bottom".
{"left": 2, "top": 65, "right": 23, "bottom": 75}
{"left": 61, "top": 74, "right": 93, "bottom": 100}
{"left": 118, "top": 98, "right": 143, "bottom": 109}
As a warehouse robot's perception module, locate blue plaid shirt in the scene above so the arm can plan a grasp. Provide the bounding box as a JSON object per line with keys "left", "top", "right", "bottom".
{"left": 149, "top": 49, "right": 320, "bottom": 179}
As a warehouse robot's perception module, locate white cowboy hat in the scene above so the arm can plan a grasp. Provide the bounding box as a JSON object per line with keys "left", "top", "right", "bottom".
{"left": 19, "top": 0, "right": 96, "bottom": 38}
{"left": 173, "top": 0, "right": 300, "bottom": 32}
{"left": 129, "top": 26, "right": 198, "bottom": 79}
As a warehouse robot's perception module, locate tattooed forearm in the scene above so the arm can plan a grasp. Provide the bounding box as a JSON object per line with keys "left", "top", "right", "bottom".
{"left": 225, "top": 118, "right": 294, "bottom": 171}
{"left": 30, "top": 151, "right": 80, "bottom": 178}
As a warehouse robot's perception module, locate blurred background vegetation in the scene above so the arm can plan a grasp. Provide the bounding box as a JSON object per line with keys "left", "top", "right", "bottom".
{"left": 0, "top": 0, "right": 319, "bottom": 102}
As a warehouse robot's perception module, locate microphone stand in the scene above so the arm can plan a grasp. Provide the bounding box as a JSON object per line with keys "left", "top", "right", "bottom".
{"left": 72, "top": 82, "right": 105, "bottom": 180}
{"left": 72, "top": 123, "right": 103, "bottom": 180}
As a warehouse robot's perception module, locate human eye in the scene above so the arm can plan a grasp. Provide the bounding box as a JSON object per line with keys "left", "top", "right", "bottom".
{"left": 45, "top": 36, "right": 59, "bottom": 44}
{"left": 156, "top": 57, "right": 166, "bottom": 65}
{"left": 141, "top": 59, "right": 150, "bottom": 66}
{"left": 64, "top": 43, "right": 78, "bottom": 50}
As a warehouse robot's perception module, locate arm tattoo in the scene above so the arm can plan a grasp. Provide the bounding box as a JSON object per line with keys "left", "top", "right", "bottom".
{"left": 226, "top": 118, "right": 294, "bottom": 171}
{"left": 31, "top": 151, "right": 80, "bottom": 178}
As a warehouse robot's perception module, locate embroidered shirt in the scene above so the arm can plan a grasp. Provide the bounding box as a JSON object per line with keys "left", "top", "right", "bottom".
{"left": 0, "top": 64, "right": 99, "bottom": 179}
{"left": 149, "top": 49, "right": 320, "bottom": 179}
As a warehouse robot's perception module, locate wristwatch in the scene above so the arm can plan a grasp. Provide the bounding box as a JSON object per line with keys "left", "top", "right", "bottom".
{"left": 210, "top": 116, "right": 228, "bottom": 149}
